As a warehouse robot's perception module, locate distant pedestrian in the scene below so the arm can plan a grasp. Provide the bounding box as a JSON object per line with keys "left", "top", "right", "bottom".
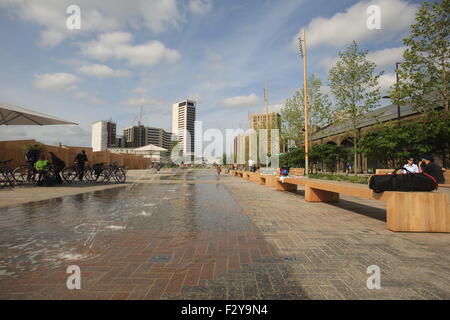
{"left": 248, "top": 159, "right": 254, "bottom": 172}
{"left": 216, "top": 164, "right": 222, "bottom": 176}
{"left": 74, "top": 150, "right": 89, "bottom": 181}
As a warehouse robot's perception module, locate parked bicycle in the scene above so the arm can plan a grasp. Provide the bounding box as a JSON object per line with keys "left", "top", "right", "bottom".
{"left": 0, "top": 159, "right": 15, "bottom": 188}
{"left": 84, "top": 162, "right": 126, "bottom": 183}
{"left": 13, "top": 163, "right": 37, "bottom": 185}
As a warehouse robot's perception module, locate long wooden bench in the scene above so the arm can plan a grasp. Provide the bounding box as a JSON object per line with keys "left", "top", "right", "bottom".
{"left": 274, "top": 177, "right": 450, "bottom": 232}
{"left": 231, "top": 170, "right": 450, "bottom": 233}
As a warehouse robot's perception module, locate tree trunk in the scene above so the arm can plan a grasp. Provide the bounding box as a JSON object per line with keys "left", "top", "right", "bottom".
{"left": 353, "top": 130, "right": 358, "bottom": 176}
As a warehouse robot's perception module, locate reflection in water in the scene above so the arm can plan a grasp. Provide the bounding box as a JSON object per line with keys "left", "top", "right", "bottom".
{"left": 0, "top": 170, "right": 249, "bottom": 276}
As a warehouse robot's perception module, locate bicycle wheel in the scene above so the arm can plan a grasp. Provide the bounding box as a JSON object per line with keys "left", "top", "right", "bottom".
{"left": 97, "top": 169, "right": 110, "bottom": 183}
{"left": 1, "top": 170, "right": 14, "bottom": 188}
{"left": 113, "top": 168, "right": 126, "bottom": 183}
{"left": 13, "top": 165, "right": 32, "bottom": 185}
{"left": 84, "top": 168, "right": 96, "bottom": 182}
{"left": 62, "top": 167, "right": 78, "bottom": 183}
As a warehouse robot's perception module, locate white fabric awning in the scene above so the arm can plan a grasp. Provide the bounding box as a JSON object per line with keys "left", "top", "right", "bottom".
{"left": 0, "top": 102, "right": 78, "bottom": 126}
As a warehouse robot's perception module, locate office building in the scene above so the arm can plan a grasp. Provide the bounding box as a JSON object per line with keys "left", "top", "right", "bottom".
{"left": 92, "top": 120, "right": 117, "bottom": 152}
{"left": 172, "top": 99, "right": 196, "bottom": 157}
{"left": 123, "top": 125, "right": 146, "bottom": 148}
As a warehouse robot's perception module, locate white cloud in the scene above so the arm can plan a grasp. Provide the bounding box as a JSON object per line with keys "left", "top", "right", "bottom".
{"left": 79, "top": 32, "right": 181, "bottom": 67}
{"left": 72, "top": 91, "right": 104, "bottom": 104}
{"left": 293, "top": 0, "right": 418, "bottom": 48}
{"left": 132, "top": 87, "right": 148, "bottom": 94}
{"left": 33, "top": 72, "right": 79, "bottom": 91}
{"left": 367, "top": 47, "right": 405, "bottom": 68}
{"left": 220, "top": 93, "right": 260, "bottom": 108}
{"left": 123, "top": 96, "right": 165, "bottom": 106}
{"left": 77, "top": 64, "right": 132, "bottom": 78}
{"left": 378, "top": 73, "right": 396, "bottom": 94}
{"left": 0, "top": 0, "right": 182, "bottom": 47}
{"left": 189, "top": 0, "right": 213, "bottom": 15}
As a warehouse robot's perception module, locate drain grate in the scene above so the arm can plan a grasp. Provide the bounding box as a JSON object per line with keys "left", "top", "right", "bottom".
{"left": 148, "top": 254, "right": 172, "bottom": 263}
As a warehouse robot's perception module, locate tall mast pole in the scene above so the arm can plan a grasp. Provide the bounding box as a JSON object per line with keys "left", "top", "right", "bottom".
{"left": 265, "top": 84, "right": 269, "bottom": 169}
{"left": 302, "top": 30, "right": 309, "bottom": 176}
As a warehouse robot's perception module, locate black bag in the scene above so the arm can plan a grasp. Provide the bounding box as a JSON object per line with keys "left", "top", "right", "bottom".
{"left": 369, "top": 168, "right": 438, "bottom": 193}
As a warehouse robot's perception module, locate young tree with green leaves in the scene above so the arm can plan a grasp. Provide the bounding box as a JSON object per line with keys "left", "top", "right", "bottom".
{"left": 280, "top": 74, "right": 332, "bottom": 150}
{"left": 391, "top": 0, "right": 449, "bottom": 116}
{"left": 328, "top": 41, "right": 383, "bottom": 174}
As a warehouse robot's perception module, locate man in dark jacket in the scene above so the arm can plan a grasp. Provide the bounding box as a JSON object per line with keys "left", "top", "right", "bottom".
{"left": 25, "top": 144, "right": 41, "bottom": 181}
{"left": 49, "top": 152, "right": 65, "bottom": 184}
{"left": 74, "top": 150, "right": 89, "bottom": 181}
{"left": 419, "top": 155, "right": 445, "bottom": 184}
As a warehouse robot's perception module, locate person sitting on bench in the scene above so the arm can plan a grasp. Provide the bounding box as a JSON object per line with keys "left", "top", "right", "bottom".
{"left": 419, "top": 155, "right": 445, "bottom": 184}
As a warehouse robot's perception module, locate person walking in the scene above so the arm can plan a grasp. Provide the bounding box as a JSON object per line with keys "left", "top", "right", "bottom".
{"left": 49, "top": 152, "right": 65, "bottom": 184}
{"left": 419, "top": 155, "right": 445, "bottom": 184}
{"left": 248, "top": 158, "right": 254, "bottom": 172}
{"left": 403, "top": 157, "right": 419, "bottom": 173}
{"left": 216, "top": 164, "right": 222, "bottom": 176}
{"left": 74, "top": 150, "right": 89, "bottom": 181}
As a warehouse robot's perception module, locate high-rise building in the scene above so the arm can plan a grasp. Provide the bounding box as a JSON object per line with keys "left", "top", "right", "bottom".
{"left": 92, "top": 120, "right": 117, "bottom": 152}
{"left": 172, "top": 99, "right": 196, "bottom": 157}
{"left": 123, "top": 125, "right": 146, "bottom": 148}
{"left": 250, "top": 112, "right": 281, "bottom": 163}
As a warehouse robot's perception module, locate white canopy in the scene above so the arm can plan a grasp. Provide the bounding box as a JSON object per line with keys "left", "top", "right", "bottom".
{"left": 134, "top": 144, "right": 168, "bottom": 152}
{"left": 0, "top": 102, "right": 78, "bottom": 126}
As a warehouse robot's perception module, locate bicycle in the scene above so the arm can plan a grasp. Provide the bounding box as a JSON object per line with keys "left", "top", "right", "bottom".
{"left": 0, "top": 159, "right": 15, "bottom": 188}
{"left": 62, "top": 163, "right": 91, "bottom": 183}
{"left": 95, "top": 162, "right": 126, "bottom": 183}
{"left": 13, "top": 163, "right": 37, "bottom": 185}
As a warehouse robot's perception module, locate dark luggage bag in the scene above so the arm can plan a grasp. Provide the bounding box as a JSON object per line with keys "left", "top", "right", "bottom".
{"left": 369, "top": 168, "right": 438, "bottom": 193}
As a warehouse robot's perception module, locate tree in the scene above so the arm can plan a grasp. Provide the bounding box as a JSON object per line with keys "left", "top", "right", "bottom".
{"left": 310, "top": 144, "right": 349, "bottom": 173}
{"left": 280, "top": 147, "right": 305, "bottom": 168}
{"left": 358, "top": 117, "right": 450, "bottom": 168}
{"left": 280, "top": 74, "right": 332, "bottom": 150}
{"left": 391, "top": 0, "right": 449, "bottom": 116}
{"left": 280, "top": 91, "right": 304, "bottom": 149}
{"left": 328, "top": 41, "right": 383, "bottom": 174}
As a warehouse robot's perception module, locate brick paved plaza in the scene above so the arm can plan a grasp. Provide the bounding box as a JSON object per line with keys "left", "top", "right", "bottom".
{"left": 0, "top": 169, "right": 449, "bottom": 299}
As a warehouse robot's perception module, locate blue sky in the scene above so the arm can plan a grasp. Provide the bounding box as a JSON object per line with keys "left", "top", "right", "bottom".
{"left": 0, "top": 0, "right": 425, "bottom": 147}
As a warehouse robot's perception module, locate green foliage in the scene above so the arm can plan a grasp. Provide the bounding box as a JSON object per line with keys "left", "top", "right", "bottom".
{"left": 280, "top": 148, "right": 305, "bottom": 168}
{"left": 328, "top": 41, "right": 383, "bottom": 174}
{"left": 391, "top": 0, "right": 449, "bottom": 115}
{"left": 358, "top": 116, "right": 450, "bottom": 167}
{"left": 22, "top": 142, "right": 45, "bottom": 154}
{"left": 309, "top": 173, "right": 368, "bottom": 184}
{"left": 280, "top": 74, "right": 332, "bottom": 149}
{"left": 310, "top": 144, "right": 350, "bottom": 173}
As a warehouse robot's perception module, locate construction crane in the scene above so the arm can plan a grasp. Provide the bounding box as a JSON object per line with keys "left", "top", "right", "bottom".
{"left": 132, "top": 106, "right": 144, "bottom": 126}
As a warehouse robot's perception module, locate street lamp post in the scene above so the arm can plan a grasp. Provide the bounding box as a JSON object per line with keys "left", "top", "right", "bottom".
{"left": 298, "top": 30, "right": 309, "bottom": 176}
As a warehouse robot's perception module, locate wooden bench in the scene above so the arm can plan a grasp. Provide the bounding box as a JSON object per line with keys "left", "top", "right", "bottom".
{"left": 230, "top": 169, "right": 450, "bottom": 232}
{"left": 275, "top": 177, "right": 450, "bottom": 233}
{"left": 289, "top": 168, "right": 305, "bottom": 176}
{"left": 259, "top": 174, "right": 279, "bottom": 187}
